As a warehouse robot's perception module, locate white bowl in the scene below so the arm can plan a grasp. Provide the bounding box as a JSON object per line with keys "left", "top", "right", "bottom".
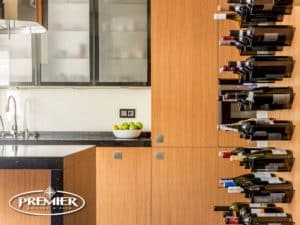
{"left": 113, "top": 130, "right": 142, "bottom": 139}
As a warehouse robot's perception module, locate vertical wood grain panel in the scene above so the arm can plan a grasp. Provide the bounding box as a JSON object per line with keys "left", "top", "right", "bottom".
{"left": 96, "top": 148, "right": 150, "bottom": 225}
{"left": 152, "top": 148, "right": 218, "bottom": 225}
{"left": 151, "top": 0, "right": 219, "bottom": 147}
{"left": 0, "top": 170, "right": 51, "bottom": 225}
{"left": 64, "top": 147, "right": 97, "bottom": 225}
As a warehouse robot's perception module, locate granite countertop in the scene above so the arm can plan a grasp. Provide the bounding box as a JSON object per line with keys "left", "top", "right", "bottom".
{"left": 0, "top": 145, "right": 95, "bottom": 169}
{"left": 0, "top": 145, "right": 95, "bottom": 158}
{"left": 0, "top": 131, "right": 151, "bottom": 147}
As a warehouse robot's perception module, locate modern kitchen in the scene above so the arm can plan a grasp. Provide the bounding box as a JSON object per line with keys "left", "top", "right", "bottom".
{"left": 0, "top": 0, "right": 299, "bottom": 225}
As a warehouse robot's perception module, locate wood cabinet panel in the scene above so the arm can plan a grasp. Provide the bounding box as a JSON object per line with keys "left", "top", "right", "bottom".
{"left": 64, "top": 147, "right": 97, "bottom": 225}
{"left": 152, "top": 148, "right": 218, "bottom": 225}
{"left": 96, "top": 148, "right": 151, "bottom": 225}
{"left": 0, "top": 170, "right": 51, "bottom": 225}
{"left": 151, "top": 0, "right": 219, "bottom": 147}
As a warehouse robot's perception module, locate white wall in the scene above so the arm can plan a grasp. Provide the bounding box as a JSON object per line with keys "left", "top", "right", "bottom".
{"left": 0, "top": 88, "right": 151, "bottom": 131}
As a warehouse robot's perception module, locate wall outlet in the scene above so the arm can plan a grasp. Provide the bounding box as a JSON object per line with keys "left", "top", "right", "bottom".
{"left": 119, "top": 109, "right": 136, "bottom": 118}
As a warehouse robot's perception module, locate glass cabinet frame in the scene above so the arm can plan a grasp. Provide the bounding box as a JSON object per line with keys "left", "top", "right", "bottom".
{"left": 9, "top": 0, "right": 150, "bottom": 87}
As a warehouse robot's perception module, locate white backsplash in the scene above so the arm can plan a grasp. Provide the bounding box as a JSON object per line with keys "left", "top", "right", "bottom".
{"left": 0, "top": 88, "right": 151, "bottom": 132}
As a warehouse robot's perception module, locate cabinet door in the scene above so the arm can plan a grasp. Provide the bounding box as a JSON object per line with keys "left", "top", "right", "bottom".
{"left": 0, "top": 170, "right": 51, "bottom": 225}
{"left": 152, "top": 148, "right": 218, "bottom": 225}
{"left": 151, "top": 0, "right": 219, "bottom": 147}
{"left": 40, "top": 0, "right": 91, "bottom": 85}
{"left": 0, "top": 34, "right": 35, "bottom": 86}
{"left": 97, "top": 0, "right": 149, "bottom": 85}
{"left": 97, "top": 148, "right": 150, "bottom": 225}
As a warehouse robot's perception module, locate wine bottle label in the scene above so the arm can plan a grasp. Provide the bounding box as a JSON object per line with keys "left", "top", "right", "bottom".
{"left": 249, "top": 203, "right": 268, "bottom": 208}
{"left": 264, "top": 33, "right": 279, "bottom": 42}
{"left": 246, "top": 91, "right": 255, "bottom": 103}
{"left": 272, "top": 149, "right": 288, "bottom": 155}
{"left": 272, "top": 94, "right": 290, "bottom": 105}
{"left": 227, "top": 186, "right": 244, "bottom": 193}
{"left": 260, "top": 177, "right": 283, "bottom": 184}
{"left": 214, "top": 13, "right": 227, "bottom": 20}
{"left": 268, "top": 133, "right": 282, "bottom": 140}
{"left": 257, "top": 51, "right": 272, "bottom": 55}
{"left": 256, "top": 213, "right": 287, "bottom": 217}
{"left": 270, "top": 193, "right": 285, "bottom": 202}
{"left": 254, "top": 172, "right": 272, "bottom": 178}
{"left": 230, "top": 155, "right": 245, "bottom": 161}
{"left": 265, "top": 163, "right": 285, "bottom": 171}
{"left": 263, "top": 3, "right": 274, "bottom": 10}
{"left": 250, "top": 208, "right": 264, "bottom": 214}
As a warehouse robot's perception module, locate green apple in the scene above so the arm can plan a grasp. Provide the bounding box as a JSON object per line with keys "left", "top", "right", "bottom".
{"left": 121, "top": 122, "right": 130, "bottom": 130}
{"left": 129, "top": 124, "right": 138, "bottom": 130}
{"left": 113, "top": 124, "right": 119, "bottom": 130}
{"left": 136, "top": 122, "right": 143, "bottom": 129}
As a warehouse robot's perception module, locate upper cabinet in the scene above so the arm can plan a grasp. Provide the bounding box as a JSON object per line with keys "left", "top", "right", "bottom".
{"left": 151, "top": 0, "right": 219, "bottom": 147}
{"left": 97, "top": 0, "right": 150, "bottom": 85}
{"left": 40, "top": 0, "right": 91, "bottom": 85}
{"left": 4, "top": 0, "right": 150, "bottom": 87}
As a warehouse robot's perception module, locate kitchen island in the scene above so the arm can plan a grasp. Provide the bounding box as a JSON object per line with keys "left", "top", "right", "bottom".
{"left": 0, "top": 145, "right": 96, "bottom": 225}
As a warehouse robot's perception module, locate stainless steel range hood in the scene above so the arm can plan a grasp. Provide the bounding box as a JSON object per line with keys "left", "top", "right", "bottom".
{"left": 0, "top": 0, "right": 47, "bottom": 34}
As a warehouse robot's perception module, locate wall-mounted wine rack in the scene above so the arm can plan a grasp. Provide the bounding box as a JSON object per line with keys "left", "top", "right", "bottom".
{"left": 214, "top": 0, "right": 298, "bottom": 225}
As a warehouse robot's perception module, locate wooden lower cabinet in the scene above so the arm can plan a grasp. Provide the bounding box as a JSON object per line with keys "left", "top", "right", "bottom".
{"left": 152, "top": 148, "right": 218, "bottom": 225}
{"left": 0, "top": 170, "right": 51, "bottom": 225}
{"left": 96, "top": 147, "right": 151, "bottom": 225}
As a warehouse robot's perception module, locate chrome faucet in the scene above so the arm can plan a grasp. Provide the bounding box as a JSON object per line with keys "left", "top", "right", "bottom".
{"left": 6, "top": 96, "right": 18, "bottom": 138}
{"left": 0, "top": 115, "right": 4, "bottom": 138}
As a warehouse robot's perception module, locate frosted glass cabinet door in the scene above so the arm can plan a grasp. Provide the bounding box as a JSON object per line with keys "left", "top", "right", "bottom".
{"left": 8, "top": 34, "right": 34, "bottom": 85}
{"left": 40, "top": 0, "right": 90, "bottom": 84}
{"left": 98, "top": 0, "right": 149, "bottom": 84}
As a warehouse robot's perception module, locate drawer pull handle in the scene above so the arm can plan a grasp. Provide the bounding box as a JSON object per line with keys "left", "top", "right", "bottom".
{"left": 113, "top": 151, "right": 122, "bottom": 160}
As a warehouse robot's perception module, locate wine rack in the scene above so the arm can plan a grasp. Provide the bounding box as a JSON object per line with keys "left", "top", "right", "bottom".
{"left": 214, "top": 0, "right": 298, "bottom": 225}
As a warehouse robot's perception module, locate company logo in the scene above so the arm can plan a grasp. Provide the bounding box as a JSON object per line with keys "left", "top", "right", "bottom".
{"left": 9, "top": 186, "right": 86, "bottom": 216}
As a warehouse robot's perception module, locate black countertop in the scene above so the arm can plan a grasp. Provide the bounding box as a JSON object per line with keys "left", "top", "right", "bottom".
{"left": 0, "top": 131, "right": 151, "bottom": 147}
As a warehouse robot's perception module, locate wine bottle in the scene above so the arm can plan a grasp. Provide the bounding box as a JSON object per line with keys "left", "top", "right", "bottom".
{"left": 227, "top": 0, "right": 293, "bottom": 14}
{"left": 220, "top": 26, "right": 294, "bottom": 55}
{"left": 243, "top": 25, "right": 294, "bottom": 47}
{"left": 214, "top": 202, "right": 282, "bottom": 217}
{"left": 241, "top": 215, "right": 294, "bottom": 225}
{"left": 220, "top": 56, "right": 294, "bottom": 83}
{"left": 219, "top": 118, "right": 294, "bottom": 140}
{"left": 224, "top": 176, "right": 294, "bottom": 203}
{"left": 220, "top": 173, "right": 285, "bottom": 189}
{"left": 214, "top": 4, "right": 283, "bottom": 27}
{"left": 219, "top": 87, "right": 294, "bottom": 110}
{"left": 251, "top": 190, "right": 294, "bottom": 203}
{"left": 219, "top": 147, "right": 294, "bottom": 172}
{"left": 220, "top": 35, "right": 279, "bottom": 55}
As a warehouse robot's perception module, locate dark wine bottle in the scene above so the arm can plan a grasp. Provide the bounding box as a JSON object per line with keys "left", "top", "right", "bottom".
{"left": 219, "top": 87, "right": 294, "bottom": 111}
{"left": 219, "top": 118, "right": 294, "bottom": 141}
{"left": 241, "top": 215, "right": 294, "bottom": 225}
{"left": 224, "top": 175, "right": 294, "bottom": 203}
{"left": 214, "top": 4, "right": 283, "bottom": 27}
{"left": 221, "top": 173, "right": 285, "bottom": 189}
{"left": 220, "top": 26, "right": 294, "bottom": 55}
{"left": 227, "top": 0, "right": 293, "bottom": 14}
{"left": 243, "top": 25, "right": 294, "bottom": 47}
{"left": 219, "top": 147, "right": 294, "bottom": 172}
{"left": 220, "top": 35, "right": 279, "bottom": 55}
{"left": 220, "top": 56, "right": 294, "bottom": 83}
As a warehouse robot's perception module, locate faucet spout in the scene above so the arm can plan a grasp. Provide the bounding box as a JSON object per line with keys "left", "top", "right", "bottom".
{"left": 6, "top": 96, "right": 18, "bottom": 138}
